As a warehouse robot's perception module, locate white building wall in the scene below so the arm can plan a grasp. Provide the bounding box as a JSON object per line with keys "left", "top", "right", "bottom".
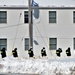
{"left": 0, "top": 9, "right": 29, "bottom": 58}
{"left": 0, "top": 8, "right": 75, "bottom": 58}
{"left": 33, "top": 9, "right": 75, "bottom": 58}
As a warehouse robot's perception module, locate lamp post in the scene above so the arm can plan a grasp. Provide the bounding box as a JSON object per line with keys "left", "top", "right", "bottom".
{"left": 28, "top": 0, "right": 33, "bottom": 48}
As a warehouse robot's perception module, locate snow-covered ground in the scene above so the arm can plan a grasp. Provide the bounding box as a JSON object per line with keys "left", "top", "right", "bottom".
{"left": 0, "top": 56, "right": 75, "bottom": 75}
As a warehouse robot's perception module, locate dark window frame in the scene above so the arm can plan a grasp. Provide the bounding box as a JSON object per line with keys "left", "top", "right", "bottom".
{"left": 49, "top": 11, "right": 56, "bottom": 23}
{"left": 73, "top": 11, "right": 75, "bottom": 23}
{"left": 49, "top": 38, "right": 57, "bottom": 50}
{"left": 24, "top": 11, "right": 33, "bottom": 23}
{"left": 0, "top": 38, "right": 7, "bottom": 50}
{"left": 0, "top": 11, "right": 7, "bottom": 23}
{"left": 24, "top": 11, "right": 29, "bottom": 23}
{"left": 73, "top": 38, "right": 75, "bottom": 49}
{"left": 25, "top": 38, "right": 29, "bottom": 50}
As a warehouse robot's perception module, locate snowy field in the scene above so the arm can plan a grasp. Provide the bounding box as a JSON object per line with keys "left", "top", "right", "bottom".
{"left": 0, "top": 56, "right": 75, "bottom": 75}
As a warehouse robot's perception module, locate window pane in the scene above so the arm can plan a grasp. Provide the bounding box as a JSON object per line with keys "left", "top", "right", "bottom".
{"left": 73, "top": 18, "right": 75, "bottom": 23}
{"left": 73, "top": 11, "right": 75, "bottom": 17}
{"left": 24, "top": 18, "right": 29, "bottom": 23}
{"left": 49, "top": 11, "right": 56, "bottom": 17}
{"left": 25, "top": 38, "right": 29, "bottom": 50}
{"left": 24, "top": 15, "right": 28, "bottom": 17}
{"left": 0, "top": 16, "right": 6, "bottom": 18}
{"left": 25, "top": 45, "right": 29, "bottom": 50}
{"left": 25, "top": 38, "right": 29, "bottom": 45}
{"left": 73, "top": 13, "right": 75, "bottom": 23}
{"left": 49, "top": 11, "right": 56, "bottom": 23}
{"left": 49, "top": 19, "right": 56, "bottom": 23}
{"left": 50, "top": 44, "right": 56, "bottom": 50}
{"left": 0, "top": 11, "right": 7, "bottom": 23}
{"left": 50, "top": 38, "right": 57, "bottom": 44}
{"left": 0, "top": 39, "right": 7, "bottom": 50}
{"left": 24, "top": 11, "right": 29, "bottom": 23}
{"left": 74, "top": 38, "right": 75, "bottom": 44}
{"left": 73, "top": 11, "right": 75, "bottom": 23}
{"left": 0, "top": 12, "right": 6, "bottom": 16}
{"left": 0, "top": 45, "right": 7, "bottom": 50}
{"left": 73, "top": 38, "right": 75, "bottom": 49}
{"left": 0, "top": 39, "right": 7, "bottom": 45}
{"left": 74, "top": 44, "right": 75, "bottom": 49}
{"left": 0, "top": 19, "right": 6, "bottom": 23}
{"left": 49, "top": 38, "right": 57, "bottom": 50}
{"left": 24, "top": 11, "right": 28, "bottom": 14}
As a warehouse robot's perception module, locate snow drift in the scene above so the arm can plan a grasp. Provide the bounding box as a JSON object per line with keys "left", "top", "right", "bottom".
{"left": 0, "top": 56, "right": 75, "bottom": 75}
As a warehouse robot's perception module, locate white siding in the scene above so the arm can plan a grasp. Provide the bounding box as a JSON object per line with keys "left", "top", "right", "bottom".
{"left": 33, "top": 9, "right": 75, "bottom": 58}
{"left": 0, "top": 8, "right": 75, "bottom": 58}
{"left": 0, "top": 9, "right": 29, "bottom": 58}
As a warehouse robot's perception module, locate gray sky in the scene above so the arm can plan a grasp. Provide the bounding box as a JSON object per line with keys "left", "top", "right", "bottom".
{"left": 0, "top": 0, "right": 75, "bottom": 6}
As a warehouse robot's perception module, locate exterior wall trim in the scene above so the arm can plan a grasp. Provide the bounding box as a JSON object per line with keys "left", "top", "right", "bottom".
{"left": 0, "top": 6, "right": 75, "bottom": 9}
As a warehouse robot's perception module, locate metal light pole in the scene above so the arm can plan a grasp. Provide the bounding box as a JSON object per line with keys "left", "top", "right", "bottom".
{"left": 28, "top": 0, "right": 33, "bottom": 48}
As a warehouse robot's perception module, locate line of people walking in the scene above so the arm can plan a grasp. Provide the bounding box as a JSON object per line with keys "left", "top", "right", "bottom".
{"left": 0, "top": 47, "right": 18, "bottom": 58}
{"left": 0, "top": 47, "right": 72, "bottom": 58}
{"left": 28, "top": 47, "right": 47, "bottom": 57}
{"left": 0, "top": 47, "right": 47, "bottom": 58}
{"left": 56, "top": 47, "right": 71, "bottom": 57}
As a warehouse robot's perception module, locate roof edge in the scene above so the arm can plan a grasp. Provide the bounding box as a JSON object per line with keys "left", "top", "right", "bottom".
{"left": 0, "top": 5, "right": 75, "bottom": 9}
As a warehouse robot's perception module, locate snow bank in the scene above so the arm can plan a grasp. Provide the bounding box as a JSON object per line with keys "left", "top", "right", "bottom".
{"left": 0, "top": 56, "right": 75, "bottom": 75}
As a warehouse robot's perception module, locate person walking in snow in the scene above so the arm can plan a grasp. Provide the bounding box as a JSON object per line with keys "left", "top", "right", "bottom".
{"left": 41, "top": 47, "right": 47, "bottom": 57}
{"left": 56, "top": 48, "right": 62, "bottom": 57}
{"left": 12, "top": 48, "right": 18, "bottom": 57}
{"left": 28, "top": 47, "right": 34, "bottom": 57}
{"left": 0, "top": 47, "right": 7, "bottom": 58}
{"left": 66, "top": 47, "right": 71, "bottom": 56}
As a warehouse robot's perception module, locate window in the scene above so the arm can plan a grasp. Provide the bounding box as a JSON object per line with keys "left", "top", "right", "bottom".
{"left": 49, "top": 38, "right": 57, "bottom": 50}
{"left": 24, "top": 11, "right": 29, "bottom": 23}
{"left": 0, "top": 11, "right": 7, "bottom": 23}
{"left": 0, "top": 39, "right": 7, "bottom": 50}
{"left": 73, "top": 11, "right": 75, "bottom": 23}
{"left": 49, "top": 11, "right": 56, "bottom": 23}
{"left": 25, "top": 38, "right": 29, "bottom": 50}
{"left": 73, "top": 38, "right": 75, "bottom": 49}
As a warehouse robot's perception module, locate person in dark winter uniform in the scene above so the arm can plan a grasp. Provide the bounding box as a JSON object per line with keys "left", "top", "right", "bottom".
{"left": 0, "top": 47, "right": 7, "bottom": 58}
{"left": 41, "top": 47, "right": 47, "bottom": 57}
{"left": 66, "top": 47, "right": 71, "bottom": 56}
{"left": 12, "top": 48, "right": 18, "bottom": 57}
{"left": 56, "top": 48, "right": 62, "bottom": 57}
{"left": 28, "top": 48, "right": 34, "bottom": 57}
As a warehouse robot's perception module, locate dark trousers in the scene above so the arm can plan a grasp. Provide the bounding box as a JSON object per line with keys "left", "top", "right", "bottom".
{"left": 12, "top": 51, "right": 18, "bottom": 57}
{"left": 1, "top": 51, "right": 6, "bottom": 58}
